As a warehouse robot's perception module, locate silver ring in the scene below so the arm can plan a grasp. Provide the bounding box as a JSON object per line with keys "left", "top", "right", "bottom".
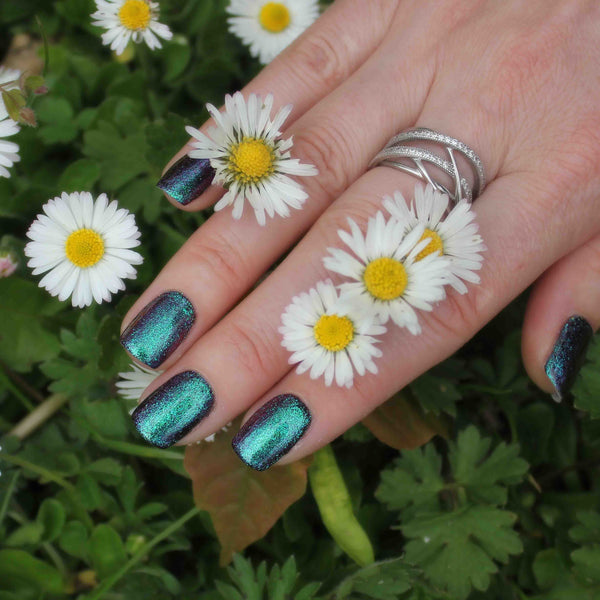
{"left": 370, "top": 127, "right": 486, "bottom": 203}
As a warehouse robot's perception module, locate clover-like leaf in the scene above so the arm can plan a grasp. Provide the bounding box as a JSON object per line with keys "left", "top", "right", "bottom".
{"left": 449, "top": 426, "right": 528, "bottom": 505}
{"left": 402, "top": 506, "right": 523, "bottom": 600}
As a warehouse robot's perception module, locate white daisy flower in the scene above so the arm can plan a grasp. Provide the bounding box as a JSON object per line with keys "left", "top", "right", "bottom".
{"left": 280, "top": 280, "right": 386, "bottom": 388}
{"left": 227, "top": 0, "right": 320, "bottom": 65}
{"left": 0, "top": 117, "right": 20, "bottom": 179}
{"left": 323, "top": 212, "right": 449, "bottom": 336}
{"left": 186, "top": 92, "right": 317, "bottom": 225}
{"left": 25, "top": 191, "right": 143, "bottom": 308}
{"left": 91, "top": 0, "right": 173, "bottom": 56}
{"left": 116, "top": 362, "right": 161, "bottom": 400}
{"left": 383, "top": 184, "right": 486, "bottom": 294}
{"left": 0, "top": 66, "right": 22, "bottom": 121}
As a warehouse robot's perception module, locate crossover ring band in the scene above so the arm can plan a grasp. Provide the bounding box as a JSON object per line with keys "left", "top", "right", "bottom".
{"left": 369, "top": 127, "right": 487, "bottom": 204}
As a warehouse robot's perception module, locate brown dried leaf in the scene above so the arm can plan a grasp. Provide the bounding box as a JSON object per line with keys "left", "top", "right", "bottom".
{"left": 184, "top": 419, "right": 311, "bottom": 565}
{"left": 362, "top": 392, "right": 449, "bottom": 450}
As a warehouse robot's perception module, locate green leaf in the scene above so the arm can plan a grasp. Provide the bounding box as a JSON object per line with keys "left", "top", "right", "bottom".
{"left": 36, "top": 97, "right": 78, "bottom": 144}
{"left": 89, "top": 524, "right": 128, "bottom": 579}
{"left": 4, "top": 522, "right": 44, "bottom": 546}
{"left": 0, "top": 278, "right": 62, "bottom": 372}
{"left": 162, "top": 40, "right": 192, "bottom": 82}
{"left": 83, "top": 120, "right": 150, "bottom": 189}
{"left": 402, "top": 506, "right": 523, "bottom": 600}
{"left": 448, "top": 426, "right": 528, "bottom": 505}
{"left": 59, "top": 520, "right": 89, "bottom": 559}
{"left": 1, "top": 89, "right": 25, "bottom": 122}
{"left": 58, "top": 158, "right": 101, "bottom": 192}
{"left": 573, "top": 336, "right": 600, "bottom": 418}
{"left": 572, "top": 546, "right": 600, "bottom": 584}
{"left": 410, "top": 373, "right": 461, "bottom": 416}
{"left": 570, "top": 511, "right": 600, "bottom": 545}
{"left": 334, "top": 558, "right": 415, "bottom": 600}
{"left": 0, "top": 549, "right": 64, "bottom": 594}
{"left": 376, "top": 444, "right": 444, "bottom": 519}
{"left": 37, "top": 498, "right": 66, "bottom": 542}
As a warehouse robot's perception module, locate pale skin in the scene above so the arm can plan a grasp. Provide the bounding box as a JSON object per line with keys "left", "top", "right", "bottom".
{"left": 122, "top": 0, "right": 600, "bottom": 463}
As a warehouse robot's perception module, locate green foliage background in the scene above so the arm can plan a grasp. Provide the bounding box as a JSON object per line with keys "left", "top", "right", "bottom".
{"left": 1, "top": 1, "right": 600, "bottom": 599}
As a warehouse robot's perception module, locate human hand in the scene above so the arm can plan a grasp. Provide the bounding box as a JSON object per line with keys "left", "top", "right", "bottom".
{"left": 120, "top": 0, "right": 600, "bottom": 469}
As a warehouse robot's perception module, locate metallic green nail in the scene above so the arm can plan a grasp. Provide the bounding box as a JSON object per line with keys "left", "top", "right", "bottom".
{"left": 132, "top": 370, "right": 214, "bottom": 448}
{"left": 232, "top": 394, "right": 311, "bottom": 471}
{"left": 120, "top": 291, "right": 195, "bottom": 368}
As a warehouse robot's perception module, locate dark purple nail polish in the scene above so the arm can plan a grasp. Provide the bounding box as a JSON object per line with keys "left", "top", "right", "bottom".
{"left": 545, "top": 315, "right": 593, "bottom": 401}
{"left": 120, "top": 291, "right": 195, "bottom": 368}
{"left": 157, "top": 155, "right": 215, "bottom": 206}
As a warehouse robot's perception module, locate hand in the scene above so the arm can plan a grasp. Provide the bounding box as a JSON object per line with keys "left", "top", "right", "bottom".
{"left": 119, "top": 0, "right": 600, "bottom": 468}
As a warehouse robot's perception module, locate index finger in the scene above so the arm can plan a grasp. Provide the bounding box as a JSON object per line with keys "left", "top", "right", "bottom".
{"left": 157, "top": 0, "right": 399, "bottom": 209}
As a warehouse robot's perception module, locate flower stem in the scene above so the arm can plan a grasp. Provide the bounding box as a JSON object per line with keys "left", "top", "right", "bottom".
{"left": 8, "top": 394, "right": 68, "bottom": 440}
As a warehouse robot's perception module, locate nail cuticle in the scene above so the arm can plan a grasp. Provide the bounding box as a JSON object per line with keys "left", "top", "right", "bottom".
{"left": 132, "top": 370, "right": 214, "bottom": 448}
{"left": 232, "top": 394, "right": 311, "bottom": 471}
{"left": 120, "top": 291, "right": 195, "bottom": 369}
{"left": 157, "top": 155, "right": 215, "bottom": 206}
{"left": 545, "top": 315, "right": 593, "bottom": 402}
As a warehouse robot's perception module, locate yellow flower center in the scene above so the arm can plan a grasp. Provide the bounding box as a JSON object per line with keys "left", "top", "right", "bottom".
{"left": 65, "top": 228, "right": 105, "bottom": 268}
{"left": 259, "top": 2, "right": 291, "bottom": 33}
{"left": 363, "top": 257, "right": 407, "bottom": 301}
{"left": 314, "top": 314, "right": 354, "bottom": 353}
{"left": 118, "top": 0, "right": 151, "bottom": 30}
{"left": 415, "top": 228, "right": 444, "bottom": 261}
{"left": 228, "top": 138, "right": 275, "bottom": 184}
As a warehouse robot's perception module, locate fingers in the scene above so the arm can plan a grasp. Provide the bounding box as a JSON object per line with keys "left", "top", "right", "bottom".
{"left": 120, "top": 33, "right": 436, "bottom": 370}
{"left": 522, "top": 233, "right": 600, "bottom": 401}
{"left": 157, "top": 0, "right": 398, "bottom": 209}
{"left": 129, "top": 157, "right": 597, "bottom": 452}
{"left": 230, "top": 170, "right": 600, "bottom": 469}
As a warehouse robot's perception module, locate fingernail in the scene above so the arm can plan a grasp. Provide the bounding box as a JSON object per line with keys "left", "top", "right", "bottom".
{"left": 120, "top": 291, "right": 195, "bottom": 368}
{"left": 132, "top": 370, "right": 214, "bottom": 448}
{"left": 232, "top": 394, "right": 311, "bottom": 471}
{"left": 157, "top": 155, "right": 215, "bottom": 206}
{"left": 545, "top": 315, "right": 593, "bottom": 402}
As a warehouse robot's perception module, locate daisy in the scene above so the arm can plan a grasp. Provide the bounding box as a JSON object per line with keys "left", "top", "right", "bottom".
{"left": 0, "top": 66, "right": 21, "bottom": 120}
{"left": 280, "top": 279, "right": 386, "bottom": 388}
{"left": 187, "top": 92, "right": 317, "bottom": 225}
{"left": 0, "top": 117, "right": 20, "bottom": 179}
{"left": 323, "top": 212, "right": 449, "bottom": 336}
{"left": 383, "top": 184, "right": 486, "bottom": 294}
{"left": 25, "top": 191, "right": 143, "bottom": 308}
{"left": 116, "top": 363, "right": 161, "bottom": 400}
{"left": 91, "top": 0, "right": 173, "bottom": 56}
{"left": 227, "top": 0, "right": 320, "bottom": 65}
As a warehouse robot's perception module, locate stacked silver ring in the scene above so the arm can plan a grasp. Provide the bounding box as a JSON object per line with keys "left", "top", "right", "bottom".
{"left": 369, "top": 127, "right": 486, "bottom": 204}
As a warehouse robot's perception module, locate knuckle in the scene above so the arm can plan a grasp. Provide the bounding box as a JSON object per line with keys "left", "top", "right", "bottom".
{"left": 293, "top": 31, "right": 348, "bottom": 90}
{"left": 224, "top": 319, "right": 279, "bottom": 381}
{"left": 294, "top": 119, "right": 355, "bottom": 202}
{"left": 186, "top": 230, "right": 251, "bottom": 295}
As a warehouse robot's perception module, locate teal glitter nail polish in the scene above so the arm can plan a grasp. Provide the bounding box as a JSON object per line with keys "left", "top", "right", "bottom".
{"left": 157, "top": 155, "right": 215, "bottom": 206}
{"left": 545, "top": 315, "right": 593, "bottom": 401}
{"left": 232, "top": 394, "right": 311, "bottom": 471}
{"left": 132, "top": 370, "right": 214, "bottom": 448}
{"left": 121, "top": 291, "right": 195, "bottom": 368}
